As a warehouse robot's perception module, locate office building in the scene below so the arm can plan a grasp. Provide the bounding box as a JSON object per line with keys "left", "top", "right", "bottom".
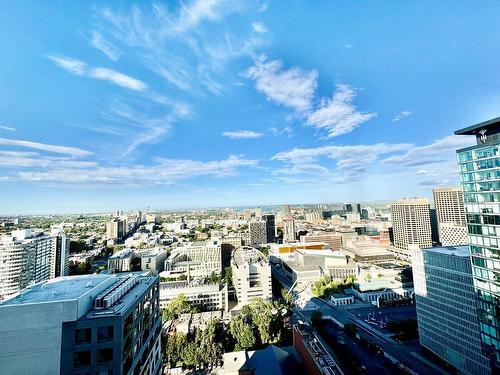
{"left": 343, "top": 203, "right": 353, "bottom": 212}
{"left": 163, "top": 240, "right": 222, "bottom": 278}
{"left": 107, "top": 218, "right": 126, "bottom": 240}
{"left": 341, "top": 236, "right": 394, "bottom": 263}
{"left": 283, "top": 219, "right": 296, "bottom": 242}
{"left": 231, "top": 246, "right": 272, "bottom": 309}
{"left": 300, "top": 232, "right": 342, "bottom": 250}
{"left": 0, "top": 273, "right": 162, "bottom": 375}
{"left": 263, "top": 214, "right": 276, "bottom": 243}
{"left": 433, "top": 187, "right": 468, "bottom": 245}
{"left": 249, "top": 220, "right": 267, "bottom": 245}
{"left": 412, "top": 245, "right": 491, "bottom": 375}
{"left": 389, "top": 198, "right": 432, "bottom": 258}
{"left": 456, "top": 117, "right": 500, "bottom": 363}
{"left": 0, "top": 229, "right": 67, "bottom": 300}
{"left": 159, "top": 281, "right": 228, "bottom": 312}
{"left": 305, "top": 211, "right": 322, "bottom": 223}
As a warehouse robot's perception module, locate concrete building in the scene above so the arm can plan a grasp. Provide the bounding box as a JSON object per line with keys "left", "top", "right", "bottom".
{"left": 107, "top": 249, "right": 137, "bottom": 272}
{"left": 389, "top": 198, "right": 432, "bottom": 258}
{"left": 456, "top": 117, "right": 500, "bottom": 365}
{"left": 283, "top": 219, "right": 296, "bottom": 242}
{"left": 0, "top": 229, "right": 66, "bottom": 300}
{"left": 163, "top": 240, "right": 222, "bottom": 278}
{"left": 223, "top": 345, "right": 298, "bottom": 375}
{"left": 341, "top": 236, "right": 394, "bottom": 263}
{"left": 139, "top": 248, "right": 168, "bottom": 273}
{"left": 0, "top": 273, "right": 162, "bottom": 375}
{"left": 439, "top": 222, "right": 469, "bottom": 246}
{"left": 300, "top": 232, "right": 342, "bottom": 250}
{"left": 232, "top": 247, "right": 272, "bottom": 309}
{"left": 159, "top": 280, "right": 228, "bottom": 312}
{"left": 433, "top": 187, "right": 468, "bottom": 245}
{"left": 106, "top": 218, "right": 126, "bottom": 240}
{"left": 249, "top": 220, "right": 267, "bottom": 245}
{"left": 412, "top": 245, "right": 491, "bottom": 375}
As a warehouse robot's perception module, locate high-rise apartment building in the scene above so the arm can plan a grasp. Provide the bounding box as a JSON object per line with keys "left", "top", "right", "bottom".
{"left": 231, "top": 247, "right": 272, "bottom": 309}
{"left": 389, "top": 198, "right": 432, "bottom": 258}
{"left": 0, "top": 229, "right": 68, "bottom": 300}
{"left": 249, "top": 220, "right": 267, "bottom": 245}
{"left": 412, "top": 245, "right": 491, "bottom": 375}
{"left": 0, "top": 273, "right": 162, "bottom": 375}
{"left": 107, "top": 218, "right": 126, "bottom": 240}
{"left": 456, "top": 117, "right": 500, "bottom": 363}
{"left": 263, "top": 214, "right": 276, "bottom": 243}
{"left": 283, "top": 219, "right": 296, "bottom": 243}
{"left": 433, "top": 187, "right": 468, "bottom": 245}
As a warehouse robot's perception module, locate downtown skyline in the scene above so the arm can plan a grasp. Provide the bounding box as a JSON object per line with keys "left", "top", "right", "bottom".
{"left": 1, "top": 1, "right": 500, "bottom": 214}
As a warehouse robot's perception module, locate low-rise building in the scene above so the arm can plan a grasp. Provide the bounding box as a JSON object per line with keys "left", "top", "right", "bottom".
{"left": 300, "top": 232, "right": 342, "bottom": 250}
{"left": 139, "top": 248, "right": 168, "bottom": 273}
{"left": 159, "top": 280, "right": 228, "bottom": 312}
{"left": 163, "top": 240, "right": 222, "bottom": 278}
{"left": 107, "top": 248, "right": 137, "bottom": 272}
{"left": 330, "top": 294, "right": 354, "bottom": 306}
{"left": 341, "top": 236, "right": 394, "bottom": 263}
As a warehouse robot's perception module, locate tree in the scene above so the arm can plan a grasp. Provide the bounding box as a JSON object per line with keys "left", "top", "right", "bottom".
{"left": 344, "top": 323, "right": 357, "bottom": 338}
{"left": 162, "top": 294, "right": 193, "bottom": 321}
{"left": 164, "top": 332, "right": 187, "bottom": 367}
{"left": 311, "top": 310, "right": 323, "bottom": 328}
{"left": 229, "top": 307, "right": 257, "bottom": 350}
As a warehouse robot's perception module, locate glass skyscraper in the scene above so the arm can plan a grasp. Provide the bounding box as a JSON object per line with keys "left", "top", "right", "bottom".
{"left": 456, "top": 117, "right": 500, "bottom": 364}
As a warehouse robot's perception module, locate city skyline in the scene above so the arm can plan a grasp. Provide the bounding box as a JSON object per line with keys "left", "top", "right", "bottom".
{"left": 2, "top": 1, "right": 500, "bottom": 213}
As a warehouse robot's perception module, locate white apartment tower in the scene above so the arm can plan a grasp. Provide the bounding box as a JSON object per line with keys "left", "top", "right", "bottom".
{"left": 390, "top": 198, "right": 432, "bottom": 252}
{"left": 433, "top": 187, "right": 468, "bottom": 246}
{"left": 0, "top": 229, "right": 60, "bottom": 300}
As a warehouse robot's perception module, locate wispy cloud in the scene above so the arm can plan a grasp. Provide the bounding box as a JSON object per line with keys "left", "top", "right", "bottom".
{"left": 306, "top": 84, "right": 376, "bottom": 138}
{"left": 244, "top": 57, "right": 376, "bottom": 138}
{"left": 391, "top": 110, "right": 412, "bottom": 122}
{"left": 381, "top": 135, "right": 472, "bottom": 167}
{"left": 47, "top": 55, "right": 146, "bottom": 91}
{"left": 222, "top": 130, "right": 264, "bottom": 139}
{"left": 90, "top": 31, "right": 121, "bottom": 61}
{"left": 269, "top": 126, "right": 293, "bottom": 137}
{"left": 243, "top": 55, "right": 318, "bottom": 112}
{"left": 0, "top": 125, "right": 16, "bottom": 132}
{"left": 0, "top": 137, "right": 92, "bottom": 157}
{"left": 252, "top": 21, "right": 267, "bottom": 34}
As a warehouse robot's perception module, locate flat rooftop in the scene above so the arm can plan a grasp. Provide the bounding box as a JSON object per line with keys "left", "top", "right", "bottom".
{"left": 455, "top": 116, "right": 500, "bottom": 136}
{"left": 0, "top": 274, "right": 113, "bottom": 306}
{"left": 423, "top": 245, "right": 470, "bottom": 257}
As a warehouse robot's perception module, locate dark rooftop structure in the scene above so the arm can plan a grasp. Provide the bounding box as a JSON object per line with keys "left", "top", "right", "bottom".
{"left": 455, "top": 117, "right": 500, "bottom": 136}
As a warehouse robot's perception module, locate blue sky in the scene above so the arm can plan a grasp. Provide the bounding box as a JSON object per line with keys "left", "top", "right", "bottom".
{"left": 0, "top": 0, "right": 499, "bottom": 214}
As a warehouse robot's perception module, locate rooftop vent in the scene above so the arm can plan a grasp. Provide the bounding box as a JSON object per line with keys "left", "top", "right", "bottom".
{"left": 93, "top": 276, "right": 138, "bottom": 310}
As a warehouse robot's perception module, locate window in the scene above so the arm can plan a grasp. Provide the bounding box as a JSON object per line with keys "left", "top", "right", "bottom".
{"left": 97, "top": 348, "right": 113, "bottom": 363}
{"left": 98, "top": 326, "right": 114, "bottom": 342}
{"left": 75, "top": 328, "right": 92, "bottom": 344}
{"left": 74, "top": 351, "right": 91, "bottom": 368}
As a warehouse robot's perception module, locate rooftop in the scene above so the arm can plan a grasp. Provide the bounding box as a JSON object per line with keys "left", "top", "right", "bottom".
{"left": 455, "top": 116, "right": 500, "bottom": 136}
{"left": 109, "top": 248, "right": 135, "bottom": 259}
{"left": 423, "top": 245, "right": 470, "bottom": 258}
{"left": 0, "top": 274, "right": 113, "bottom": 306}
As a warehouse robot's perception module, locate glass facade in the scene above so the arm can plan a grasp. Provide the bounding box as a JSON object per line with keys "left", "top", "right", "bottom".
{"left": 457, "top": 143, "right": 500, "bottom": 360}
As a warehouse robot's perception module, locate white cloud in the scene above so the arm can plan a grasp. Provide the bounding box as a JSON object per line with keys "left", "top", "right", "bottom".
{"left": 306, "top": 84, "right": 376, "bottom": 138}
{"left": 89, "top": 67, "right": 147, "bottom": 91}
{"left": 243, "top": 55, "right": 318, "bottom": 112}
{"left": 0, "top": 125, "right": 16, "bottom": 132}
{"left": 391, "top": 110, "right": 412, "bottom": 122}
{"left": 222, "top": 130, "right": 264, "bottom": 139}
{"left": 272, "top": 143, "right": 412, "bottom": 177}
{"left": 0, "top": 137, "right": 92, "bottom": 157}
{"left": 269, "top": 126, "right": 293, "bottom": 137}
{"left": 381, "top": 135, "right": 473, "bottom": 167}
{"left": 46, "top": 55, "right": 87, "bottom": 75}
{"left": 90, "top": 31, "right": 121, "bottom": 61}
{"left": 47, "top": 55, "right": 146, "bottom": 91}
{"left": 252, "top": 21, "right": 267, "bottom": 34}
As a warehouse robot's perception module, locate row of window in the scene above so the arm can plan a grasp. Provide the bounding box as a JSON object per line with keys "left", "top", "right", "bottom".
{"left": 75, "top": 326, "right": 114, "bottom": 345}
{"left": 74, "top": 348, "right": 113, "bottom": 368}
